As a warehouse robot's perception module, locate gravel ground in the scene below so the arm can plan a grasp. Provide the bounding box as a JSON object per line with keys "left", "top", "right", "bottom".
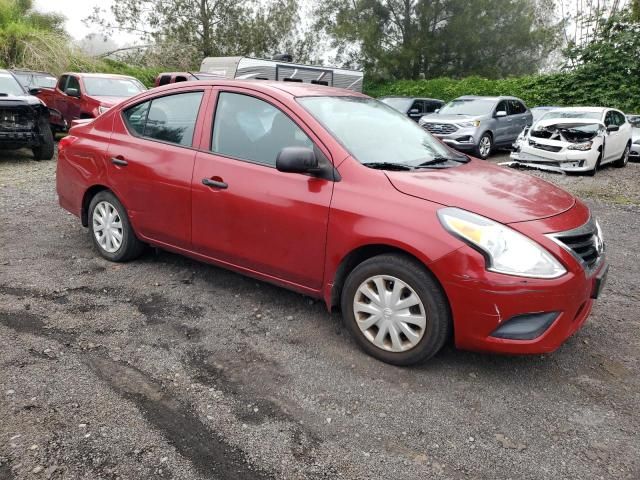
{"left": 1, "top": 146, "right": 639, "bottom": 480}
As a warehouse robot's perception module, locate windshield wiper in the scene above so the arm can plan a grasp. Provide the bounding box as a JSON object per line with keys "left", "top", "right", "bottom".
{"left": 416, "top": 155, "right": 469, "bottom": 167}
{"left": 364, "top": 162, "right": 414, "bottom": 171}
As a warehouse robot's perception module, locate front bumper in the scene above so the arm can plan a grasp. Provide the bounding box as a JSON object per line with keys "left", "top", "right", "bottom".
{"left": 630, "top": 143, "right": 640, "bottom": 161}
{"left": 421, "top": 124, "right": 480, "bottom": 151}
{"left": 509, "top": 145, "right": 600, "bottom": 172}
{"left": 429, "top": 217, "right": 607, "bottom": 354}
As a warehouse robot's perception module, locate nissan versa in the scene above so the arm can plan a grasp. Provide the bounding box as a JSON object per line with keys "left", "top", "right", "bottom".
{"left": 56, "top": 80, "right": 608, "bottom": 365}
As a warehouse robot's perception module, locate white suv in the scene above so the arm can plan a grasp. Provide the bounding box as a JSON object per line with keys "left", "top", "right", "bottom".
{"left": 509, "top": 107, "right": 632, "bottom": 175}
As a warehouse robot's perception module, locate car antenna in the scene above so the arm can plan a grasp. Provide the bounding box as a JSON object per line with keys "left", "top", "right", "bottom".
{"left": 187, "top": 71, "right": 200, "bottom": 80}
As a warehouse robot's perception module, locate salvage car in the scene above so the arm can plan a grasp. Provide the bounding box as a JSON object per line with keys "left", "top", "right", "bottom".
{"left": 0, "top": 69, "right": 54, "bottom": 160}
{"left": 628, "top": 114, "right": 640, "bottom": 161}
{"left": 419, "top": 96, "right": 532, "bottom": 159}
{"left": 379, "top": 96, "right": 444, "bottom": 122}
{"left": 57, "top": 80, "right": 608, "bottom": 365}
{"left": 36, "top": 73, "right": 146, "bottom": 132}
{"left": 508, "top": 107, "right": 632, "bottom": 175}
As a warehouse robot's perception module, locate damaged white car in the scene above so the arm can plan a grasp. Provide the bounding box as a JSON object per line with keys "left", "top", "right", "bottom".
{"left": 507, "top": 107, "right": 632, "bottom": 175}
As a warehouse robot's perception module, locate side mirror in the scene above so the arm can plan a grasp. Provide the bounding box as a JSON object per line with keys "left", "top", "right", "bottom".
{"left": 606, "top": 125, "right": 620, "bottom": 132}
{"left": 408, "top": 108, "right": 421, "bottom": 116}
{"left": 28, "top": 87, "right": 41, "bottom": 95}
{"left": 434, "top": 108, "right": 440, "bottom": 113}
{"left": 65, "top": 87, "right": 80, "bottom": 98}
{"left": 495, "top": 111, "right": 507, "bottom": 118}
{"left": 276, "top": 147, "right": 319, "bottom": 174}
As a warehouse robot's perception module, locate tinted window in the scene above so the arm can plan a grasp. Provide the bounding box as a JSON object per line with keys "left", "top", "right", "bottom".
{"left": 495, "top": 100, "right": 508, "bottom": 114}
{"left": 604, "top": 111, "right": 614, "bottom": 126}
{"left": 212, "top": 92, "right": 313, "bottom": 166}
{"left": 613, "top": 111, "right": 626, "bottom": 126}
{"left": 57, "top": 75, "right": 68, "bottom": 90}
{"left": 66, "top": 76, "right": 80, "bottom": 92}
{"left": 425, "top": 101, "right": 441, "bottom": 113}
{"left": 143, "top": 92, "right": 203, "bottom": 146}
{"left": 158, "top": 75, "right": 171, "bottom": 86}
{"left": 508, "top": 100, "right": 526, "bottom": 115}
{"left": 410, "top": 100, "right": 424, "bottom": 113}
{"left": 123, "top": 101, "right": 150, "bottom": 136}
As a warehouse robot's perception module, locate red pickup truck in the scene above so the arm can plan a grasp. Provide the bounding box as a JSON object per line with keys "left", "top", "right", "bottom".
{"left": 36, "top": 73, "right": 146, "bottom": 132}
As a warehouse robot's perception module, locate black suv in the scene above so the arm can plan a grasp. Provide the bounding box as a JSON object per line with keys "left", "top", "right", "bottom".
{"left": 379, "top": 96, "right": 445, "bottom": 122}
{"left": 0, "top": 69, "right": 54, "bottom": 160}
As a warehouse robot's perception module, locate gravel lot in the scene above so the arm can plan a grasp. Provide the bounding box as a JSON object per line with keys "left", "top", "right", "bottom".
{"left": 1, "top": 146, "right": 639, "bottom": 480}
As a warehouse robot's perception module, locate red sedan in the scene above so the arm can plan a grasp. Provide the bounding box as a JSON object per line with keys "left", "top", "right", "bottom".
{"left": 56, "top": 80, "right": 608, "bottom": 365}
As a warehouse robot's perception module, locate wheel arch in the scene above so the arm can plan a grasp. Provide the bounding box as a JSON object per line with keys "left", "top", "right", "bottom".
{"left": 328, "top": 243, "right": 449, "bottom": 313}
{"left": 81, "top": 185, "right": 110, "bottom": 227}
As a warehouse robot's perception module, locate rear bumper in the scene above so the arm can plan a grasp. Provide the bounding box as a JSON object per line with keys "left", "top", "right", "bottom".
{"left": 429, "top": 243, "right": 607, "bottom": 355}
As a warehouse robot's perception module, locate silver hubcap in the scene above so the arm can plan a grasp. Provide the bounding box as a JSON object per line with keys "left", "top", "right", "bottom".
{"left": 353, "top": 275, "right": 427, "bottom": 353}
{"left": 623, "top": 147, "right": 629, "bottom": 165}
{"left": 92, "top": 201, "right": 123, "bottom": 253}
{"left": 479, "top": 136, "right": 491, "bottom": 157}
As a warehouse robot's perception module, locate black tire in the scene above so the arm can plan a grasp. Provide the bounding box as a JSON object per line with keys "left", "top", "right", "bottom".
{"left": 613, "top": 144, "right": 630, "bottom": 168}
{"left": 474, "top": 132, "right": 493, "bottom": 160}
{"left": 88, "top": 190, "right": 145, "bottom": 262}
{"left": 340, "top": 253, "right": 451, "bottom": 366}
{"left": 32, "top": 117, "right": 55, "bottom": 161}
{"left": 586, "top": 153, "right": 602, "bottom": 176}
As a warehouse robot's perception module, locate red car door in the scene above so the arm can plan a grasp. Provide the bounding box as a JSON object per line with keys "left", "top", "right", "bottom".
{"left": 191, "top": 88, "right": 334, "bottom": 290}
{"left": 106, "top": 87, "right": 208, "bottom": 248}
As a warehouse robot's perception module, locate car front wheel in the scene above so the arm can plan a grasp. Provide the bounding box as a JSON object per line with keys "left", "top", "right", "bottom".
{"left": 613, "top": 144, "right": 630, "bottom": 168}
{"left": 475, "top": 133, "right": 493, "bottom": 160}
{"left": 88, "top": 191, "right": 145, "bottom": 262}
{"left": 340, "top": 254, "right": 451, "bottom": 365}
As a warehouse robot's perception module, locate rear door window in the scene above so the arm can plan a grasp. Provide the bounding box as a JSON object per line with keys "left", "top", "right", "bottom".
{"left": 122, "top": 91, "right": 204, "bottom": 147}
{"left": 211, "top": 92, "right": 313, "bottom": 166}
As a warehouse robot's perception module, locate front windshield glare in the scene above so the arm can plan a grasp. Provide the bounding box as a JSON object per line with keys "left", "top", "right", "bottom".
{"left": 83, "top": 78, "right": 145, "bottom": 97}
{"left": 298, "top": 96, "right": 453, "bottom": 166}
{"left": 541, "top": 110, "right": 602, "bottom": 121}
{"left": 0, "top": 73, "right": 25, "bottom": 96}
{"left": 439, "top": 99, "right": 496, "bottom": 116}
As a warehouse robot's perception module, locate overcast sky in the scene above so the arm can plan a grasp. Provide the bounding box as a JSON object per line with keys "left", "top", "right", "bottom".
{"left": 33, "top": 0, "right": 137, "bottom": 45}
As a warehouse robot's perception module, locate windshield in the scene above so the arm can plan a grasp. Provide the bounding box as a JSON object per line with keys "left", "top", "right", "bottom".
{"left": 13, "top": 73, "right": 57, "bottom": 89}
{"left": 0, "top": 72, "right": 25, "bottom": 96}
{"left": 439, "top": 98, "right": 496, "bottom": 116}
{"left": 379, "top": 97, "right": 412, "bottom": 112}
{"left": 298, "top": 96, "right": 455, "bottom": 166}
{"left": 531, "top": 107, "right": 557, "bottom": 122}
{"left": 83, "top": 77, "right": 145, "bottom": 97}
{"left": 540, "top": 110, "right": 602, "bottom": 121}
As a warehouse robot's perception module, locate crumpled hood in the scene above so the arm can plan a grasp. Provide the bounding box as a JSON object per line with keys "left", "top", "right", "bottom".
{"left": 385, "top": 160, "right": 575, "bottom": 224}
{"left": 420, "top": 113, "right": 482, "bottom": 123}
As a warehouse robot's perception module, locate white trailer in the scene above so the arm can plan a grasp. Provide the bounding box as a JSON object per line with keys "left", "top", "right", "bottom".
{"left": 200, "top": 56, "right": 364, "bottom": 93}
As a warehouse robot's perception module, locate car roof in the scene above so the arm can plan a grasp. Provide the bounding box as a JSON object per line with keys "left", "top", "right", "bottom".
{"left": 152, "top": 79, "right": 367, "bottom": 98}
{"left": 549, "top": 106, "right": 608, "bottom": 113}
{"left": 455, "top": 95, "right": 523, "bottom": 101}
{"left": 379, "top": 96, "right": 443, "bottom": 101}
{"left": 10, "top": 69, "right": 54, "bottom": 75}
{"left": 63, "top": 72, "right": 139, "bottom": 80}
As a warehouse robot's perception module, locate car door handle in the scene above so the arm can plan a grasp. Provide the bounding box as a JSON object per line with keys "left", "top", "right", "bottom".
{"left": 202, "top": 178, "right": 228, "bottom": 189}
{"left": 111, "top": 157, "right": 128, "bottom": 166}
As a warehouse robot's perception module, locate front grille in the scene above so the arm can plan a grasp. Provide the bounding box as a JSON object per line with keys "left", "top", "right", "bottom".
{"left": 0, "top": 108, "right": 34, "bottom": 132}
{"left": 423, "top": 123, "right": 458, "bottom": 135}
{"left": 528, "top": 139, "right": 562, "bottom": 152}
{"left": 550, "top": 217, "right": 604, "bottom": 272}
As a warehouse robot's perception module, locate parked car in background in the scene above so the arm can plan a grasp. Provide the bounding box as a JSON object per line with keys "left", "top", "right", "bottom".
{"left": 419, "top": 96, "right": 532, "bottom": 159}
{"left": 379, "top": 96, "right": 444, "bottom": 122}
{"left": 10, "top": 69, "right": 57, "bottom": 90}
{"left": 154, "top": 71, "right": 223, "bottom": 87}
{"left": 628, "top": 114, "right": 640, "bottom": 161}
{"left": 57, "top": 80, "right": 607, "bottom": 365}
{"left": 200, "top": 56, "right": 364, "bottom": 92}
{"left": 36, "top": 73, "right": 146, "bottom": 132}
{"left": 508, "top": 107, "right": 632, "bottom": 175}
{"left": 0, "top": 69, "right": 54, "bottom": 160}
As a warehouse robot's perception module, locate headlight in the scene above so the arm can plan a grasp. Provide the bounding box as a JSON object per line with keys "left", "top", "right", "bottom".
{"left": 98, "top": 105, "right": 110, "bottom": 115}
{"left": 457, "top": 120, "right": 481, "bottom": 128}
{"left": 438, "top": 208, "right": 566, "bottom": 279}
{"left": 567, "top": 141, "right": 593, "bottom": 151}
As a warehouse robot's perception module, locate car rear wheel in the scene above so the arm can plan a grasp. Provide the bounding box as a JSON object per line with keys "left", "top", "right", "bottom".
{"left": 475, "top": 133, "right": 493, "bottom": 160}
{"left": 32, "top": 117, "right": 55, "bottom": 161}
{"left": 88, "top": 191, "right": 145, "bottom": 262}
{"left": 340, "top": 254, "right": 451, "bottom": 365}
{"left": 613, "top": 144, "right": 630, "bottom": 168}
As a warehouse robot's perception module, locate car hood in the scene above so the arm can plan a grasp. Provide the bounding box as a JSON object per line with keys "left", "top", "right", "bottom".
{"left": 384, "top": 160, "right": 575, "bottom": 224}
{"left": 421, "top": 113, "right": 483, "bottom": 123}
{"left": 87, "top": 96, "right": 130, "bottom": 107}
{"left": 0, "top": 93, "right": 43, "bottom": 106}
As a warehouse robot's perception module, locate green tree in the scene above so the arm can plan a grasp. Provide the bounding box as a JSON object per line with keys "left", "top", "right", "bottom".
{"left": 87, "top": 0, "right": 303, "bottom": 68}
{"left": 315, "top": 0, "right": 561, "bottom": 80}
